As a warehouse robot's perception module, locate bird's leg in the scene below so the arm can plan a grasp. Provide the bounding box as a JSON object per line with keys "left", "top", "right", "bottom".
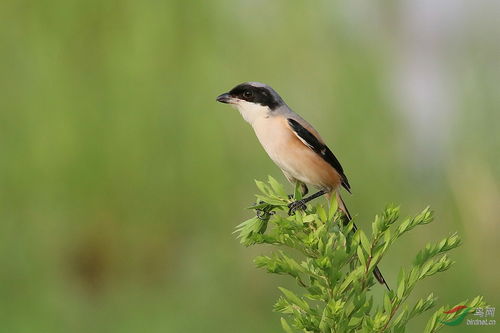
{"left": 288, "top": 189, "right": 327, "bottom": 215}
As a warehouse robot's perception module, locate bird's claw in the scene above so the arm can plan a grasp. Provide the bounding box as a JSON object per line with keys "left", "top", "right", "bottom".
{"left": 255, "top": 200, "right": 275, "bottom": 220}
{"left": 256, "top": 209, "right": 272, "bottom": 220}
{"left": 288, "top": 200, "right": 307, "bottom": 215}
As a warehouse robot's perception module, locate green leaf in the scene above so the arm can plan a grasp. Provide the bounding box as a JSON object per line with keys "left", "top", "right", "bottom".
{"left": 293, "top": 182, "right": 303, "bottom": 200}
{"left": 268, "top": 175, "right": 287, "bottom": 197}
{"left": 318, "top": 306, "right": 332, "bottom": 332}
{"left": 383, "top": 229, "right": 391, "bottom": 246}
{"left": 278, "top": 287, "right": 310, "bottom": 311}
{"left": 397, "top": 276, "right": 406, "bottom": 299}
{"left": 384, "top": 293, "right": 392, "bottom": 313}
{"left": 317, "top": 205, "right": 327, "bottom": 223}
{"left": 280, "top": 317, "right": 294, "bottom": 333}
{"left": 302, "top": 214, "right": 316, "bottom": 223}
{"left": 357, "top": 246, "right": 367, "bottom": 267}
{"left": 348, "top": 314, "right": 363, "bottom": 328}
{"left": 255, "top": 194, "right": 286, "bottom": 206}
{"left": 328, "top": 194, "right": 338, "bottom": 220}
{"left": 255, "top": 180, "right": 269, "bottom": 195}
{"left": 359, "top": 230, "right": 371, "bottom": 255}
{"left": 392, "top": 306, "right": 408, "bottom": 328}
{"left": 372, "top": 215, "right": 380, "bottom": 236}
{"left": 234, "top": 216, "right": 268, "bottom": 245}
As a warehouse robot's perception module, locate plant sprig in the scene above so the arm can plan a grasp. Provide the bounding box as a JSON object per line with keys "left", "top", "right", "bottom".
{"left": 235, "top": 176, "right": 485, "bottom": 333}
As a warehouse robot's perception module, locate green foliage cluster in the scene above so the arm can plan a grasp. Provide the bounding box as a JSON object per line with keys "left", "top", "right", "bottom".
{"left": 235, "top": 177, "right": 485, "bottom": 333}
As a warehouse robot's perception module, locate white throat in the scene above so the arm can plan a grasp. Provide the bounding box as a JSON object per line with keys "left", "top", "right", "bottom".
{"left": 233, "top": 100, "right": 271, "bottom": 125}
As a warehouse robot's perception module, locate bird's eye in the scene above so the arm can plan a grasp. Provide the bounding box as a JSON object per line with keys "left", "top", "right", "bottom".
{"left": 243, "top": 90, "right": 253, "bottom": 99}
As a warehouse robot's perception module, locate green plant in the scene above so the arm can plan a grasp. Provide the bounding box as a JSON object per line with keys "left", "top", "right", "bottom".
{"left": 235, "top": 176, "right": 485, "bottom": 333}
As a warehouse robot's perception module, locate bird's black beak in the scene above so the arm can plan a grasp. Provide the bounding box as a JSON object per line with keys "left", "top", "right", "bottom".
{"left": 216, "top": 93, "right": 232, "bottom": 104}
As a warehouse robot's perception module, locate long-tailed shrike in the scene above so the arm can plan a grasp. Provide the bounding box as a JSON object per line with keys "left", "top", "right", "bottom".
{"left": 216, "top": 81, "right": 389, "bottom": 289}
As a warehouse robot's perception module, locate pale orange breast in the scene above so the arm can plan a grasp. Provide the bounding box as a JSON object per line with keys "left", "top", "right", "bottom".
{"left": 252, "top": 116, "right": 342, "bottom": 191}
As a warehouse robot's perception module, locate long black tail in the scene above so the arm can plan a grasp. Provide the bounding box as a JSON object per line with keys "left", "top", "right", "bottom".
{"left": 336, "top": 192, "right": 390, "bottom": 290}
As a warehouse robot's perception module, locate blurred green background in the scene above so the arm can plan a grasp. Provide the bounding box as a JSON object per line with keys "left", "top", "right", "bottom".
{"left": 0, "top": 1, "right": 498, "bottom": 332}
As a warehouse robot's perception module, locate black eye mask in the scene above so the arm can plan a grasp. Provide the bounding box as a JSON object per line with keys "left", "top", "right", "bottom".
{"left": 229, "top": 84, "right": 281, "bottom": 110}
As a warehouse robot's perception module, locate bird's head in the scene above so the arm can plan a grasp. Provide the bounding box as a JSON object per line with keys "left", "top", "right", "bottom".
{"left": 216, "top": 82, "right": 284, "bottom": 124}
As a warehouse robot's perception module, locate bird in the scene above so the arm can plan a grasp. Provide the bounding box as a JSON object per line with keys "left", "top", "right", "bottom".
{"left": 216, "top": 81, "right": 389, "bottom": 289}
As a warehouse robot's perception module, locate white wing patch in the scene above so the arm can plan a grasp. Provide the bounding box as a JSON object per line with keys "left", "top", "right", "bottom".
{"left": 291, "top": 128, "right": 315, "bottom": 150}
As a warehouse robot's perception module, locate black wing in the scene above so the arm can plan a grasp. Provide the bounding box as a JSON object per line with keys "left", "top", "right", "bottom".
{"left": 287, "top": 118, "right": 351, "bottom": 192}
